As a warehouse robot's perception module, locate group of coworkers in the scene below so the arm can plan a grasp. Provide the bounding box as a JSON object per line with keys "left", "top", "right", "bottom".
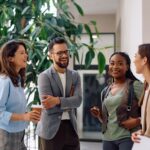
{"left": 0, "top": 36, "right": 150, "bottom": 150}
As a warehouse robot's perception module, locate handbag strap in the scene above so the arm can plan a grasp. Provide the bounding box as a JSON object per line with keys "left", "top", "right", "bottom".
{"left": 101, "top": 85, "right": 111, "bottom": 101}
{"left": 101, "top": 81, "right": 135, "bottom": 112}
{"left": 127, "top": 81, "right": 135, "bottom": 111}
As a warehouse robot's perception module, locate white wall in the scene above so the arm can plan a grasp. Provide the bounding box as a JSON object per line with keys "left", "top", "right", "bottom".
{"left": 75, "top": 14, "right": 116, "bottom": 33}
{"left": 69, "top": 1, "right": 116, "bottom": 33}
{"left": 142, "top": 0, "right": 150, "bottom": 43}
{"left": 117, "top": 0, "right": 150, "bottom": 81}
{"left": 117, "top": 0, "right": 143, "bottom": 80}
{"left": 120, "top": 0, "right": 142, "bottom": 53}
{"left": 68, "top": 0, "right": 150, "bottom": 134}
{"left": 68, "top": 6, "right": 116, "bottom": 133}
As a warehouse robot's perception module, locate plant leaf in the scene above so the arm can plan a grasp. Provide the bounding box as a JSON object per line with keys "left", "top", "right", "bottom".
{"left": 85, "top": 50, "right": 95, "bottom": 68}
{"left": 22, "top": 6, "right": 30, "bottom": 15}
{"left": 84, "top": 24, "right": 93, "bottom": 43}
{"left": 73, "top": 2, "right": 84, "bottom": 16}
{"left": 97, "top": 51, "right": 106, "bottom": 74}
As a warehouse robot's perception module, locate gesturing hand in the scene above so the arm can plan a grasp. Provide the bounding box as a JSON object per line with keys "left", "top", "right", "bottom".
{"left": 90, "top": 106, "right": 101, "bottom": 118}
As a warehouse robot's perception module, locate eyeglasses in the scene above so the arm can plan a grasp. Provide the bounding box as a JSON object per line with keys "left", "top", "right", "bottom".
{"left": 52, "top": 50, "right": 69, "bottom": 57}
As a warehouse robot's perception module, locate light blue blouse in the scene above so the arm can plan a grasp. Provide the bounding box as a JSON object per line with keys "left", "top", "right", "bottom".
{"left": 0, "top": 75, "right": 28, "bottom": 133}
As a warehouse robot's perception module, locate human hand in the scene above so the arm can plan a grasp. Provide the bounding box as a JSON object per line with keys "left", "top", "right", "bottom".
{"left": 90, "top": 106, "right": 101, "bottom": 118}
{"left": 121, "top": 117, "right": 140, "bottom": 130}
{"left": 131, "top": 130, "right": 143, "bottom": 143}
{"left": 41, "top": 95, "right": 60, "bottom": 109}
{"left": 24, "top": 110, "right": 41, "bottom": 123}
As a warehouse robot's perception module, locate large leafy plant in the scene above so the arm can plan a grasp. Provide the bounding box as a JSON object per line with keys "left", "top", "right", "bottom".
{"left": 0, "top": 0, "right": 106, "bottom": 104}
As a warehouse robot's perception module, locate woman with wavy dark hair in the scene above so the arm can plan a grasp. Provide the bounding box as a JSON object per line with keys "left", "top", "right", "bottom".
{"left": 91, "top": 52, "right": 143, "bottom": 150}
{"left": 0, "top": 40, "right": 40, "bottom": 150}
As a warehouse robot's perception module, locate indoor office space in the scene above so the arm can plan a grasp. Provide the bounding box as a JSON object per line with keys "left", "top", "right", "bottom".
{"left": 1, "top": 0, "right": 150, "bottom": 150}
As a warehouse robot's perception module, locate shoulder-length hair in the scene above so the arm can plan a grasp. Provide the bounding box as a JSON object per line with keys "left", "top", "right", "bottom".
{"left": 0, "top": 40, "right": 27, "bottom": 87}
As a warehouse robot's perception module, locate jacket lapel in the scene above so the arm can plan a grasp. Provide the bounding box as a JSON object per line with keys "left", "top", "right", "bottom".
{"left": 51, "top": 66, "right": 64, "bottom": 96}
{"left": 65, "top": 69, "right": 73, "bottom": 97}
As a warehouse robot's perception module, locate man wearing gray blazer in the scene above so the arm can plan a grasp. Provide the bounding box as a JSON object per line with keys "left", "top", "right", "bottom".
{"left": 36, "top": 37, "right": 82, "bottom": 150}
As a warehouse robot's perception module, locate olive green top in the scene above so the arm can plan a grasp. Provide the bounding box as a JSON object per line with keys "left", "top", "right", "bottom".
{"left": 102, "top": 80, "right": 143, "bottom": 141}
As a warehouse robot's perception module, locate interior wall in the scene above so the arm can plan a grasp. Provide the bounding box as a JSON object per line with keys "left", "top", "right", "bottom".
{"left": 68, "top": 0, "right": 150, "bottom": 135}
{"left": 69, "top": 1, "right": 116, "bottom": 33}
{"left": 142, "top": 0, "right": 150, "bottom": 43}
{"left": 120, "top": 0, "right": 142, "bottom": 52}
{"left": 68, "top": 9, "right": 116, "bottom": 70}
{"left": 68, "top": 14, "right": 116, "bottom": 70}
{"left": 75, "top": 14, "right": 116, "bottom": 33}
{"left": 68, "top": 6, "right": 116, "bottom": 133}
{"left": 115, "top": 20, "right": 121, "bottom": 51}
{"left": 118, "top": 0, "right": 143, "bottom": 80}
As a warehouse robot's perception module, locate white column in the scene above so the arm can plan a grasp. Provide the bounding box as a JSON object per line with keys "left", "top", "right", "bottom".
{"left": 142, "top": 0, "right": 150, "bottom": 43}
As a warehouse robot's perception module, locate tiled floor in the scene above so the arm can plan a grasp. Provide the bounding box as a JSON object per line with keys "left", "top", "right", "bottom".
{"left": 25, "top": 125, "right": 103, "bottom": 150}
{"left": 80, "top": 141, "right": 102, "bottom": 150}
{"left": 79, "top": 131, "right": 103, "bottom": 150}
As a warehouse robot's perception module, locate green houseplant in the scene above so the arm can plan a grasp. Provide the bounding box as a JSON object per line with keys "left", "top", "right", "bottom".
{"left": 0, "top": 0, "right": 106, "bottom": 104}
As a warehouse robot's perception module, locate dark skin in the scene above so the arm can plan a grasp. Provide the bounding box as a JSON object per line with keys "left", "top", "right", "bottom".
{"left": 91, "top": 54, "right": 140, "bottom": 129}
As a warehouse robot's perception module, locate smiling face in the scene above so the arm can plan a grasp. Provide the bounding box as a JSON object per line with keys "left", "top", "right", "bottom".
{"left": 109, "top": 54, "right": 128, "bottom": 79}
{"left": 50, "top": 43, "right": 69, "bottom": 69}
{"left": 9, "top": 45, "right": 28, "bottom": 72}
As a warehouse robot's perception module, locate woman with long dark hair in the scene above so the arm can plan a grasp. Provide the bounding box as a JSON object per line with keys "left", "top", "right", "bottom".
{"left": 91, "top": 52, "right": 143, "bottom": 150}
{"left": 0, "top": 40, "right": 40, "bottom": 150}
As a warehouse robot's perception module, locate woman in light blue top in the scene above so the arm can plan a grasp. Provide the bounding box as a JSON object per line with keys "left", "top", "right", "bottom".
{"left": 0, "top": 40, "right": 41, "bottom": 150}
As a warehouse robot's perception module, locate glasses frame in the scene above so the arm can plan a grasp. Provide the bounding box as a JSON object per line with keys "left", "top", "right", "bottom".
{"left": 51, "top": 50, "right": 69, "bottom": 57}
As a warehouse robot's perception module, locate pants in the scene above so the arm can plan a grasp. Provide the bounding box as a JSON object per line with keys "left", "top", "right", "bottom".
{"left": 103, "top": 138, "right": 133, "bottom": 150}
{"left": 39, "top": 120, "right": 80, "bottom": 150}
{"left": 0, "top": 129, "right": 27, "bottom": 150}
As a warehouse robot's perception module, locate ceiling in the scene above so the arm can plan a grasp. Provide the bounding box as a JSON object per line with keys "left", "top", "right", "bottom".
{"left": 76, "top": 0, "right": 119, "bottom": 15}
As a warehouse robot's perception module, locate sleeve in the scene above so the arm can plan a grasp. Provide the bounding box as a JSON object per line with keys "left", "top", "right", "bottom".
{"left": 133, "top": 80, "right": 144, "bottom": 101}
{"left": 38, "top": 72, "right": 53, "bottom": 100}
{"left": 38, "top": 72, "right": 63, "bottom": 114}
{"left": 60, "top": 71, "right": 82, "bottom": 110}
{"left": 0, "top": 78, "right": 12, "bottom": 125}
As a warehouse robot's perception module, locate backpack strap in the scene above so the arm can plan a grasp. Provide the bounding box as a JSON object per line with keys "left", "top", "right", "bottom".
{"left": 101, "top": 80, "right": 136, "bottom": 110}
{"left": 127, "top": 80, "right": 136, "bottom": 111}
{"left": 101, "top": 85, "right": 111, "bottom": 102}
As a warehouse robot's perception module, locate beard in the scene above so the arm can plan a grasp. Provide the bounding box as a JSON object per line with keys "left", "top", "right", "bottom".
{"left": 55, "top": 58, "right": 69, "bottom": 68}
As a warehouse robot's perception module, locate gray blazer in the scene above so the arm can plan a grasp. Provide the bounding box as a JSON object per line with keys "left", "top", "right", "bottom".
{"left": 36, "top": 65, "right": 82, "bottom": 140}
